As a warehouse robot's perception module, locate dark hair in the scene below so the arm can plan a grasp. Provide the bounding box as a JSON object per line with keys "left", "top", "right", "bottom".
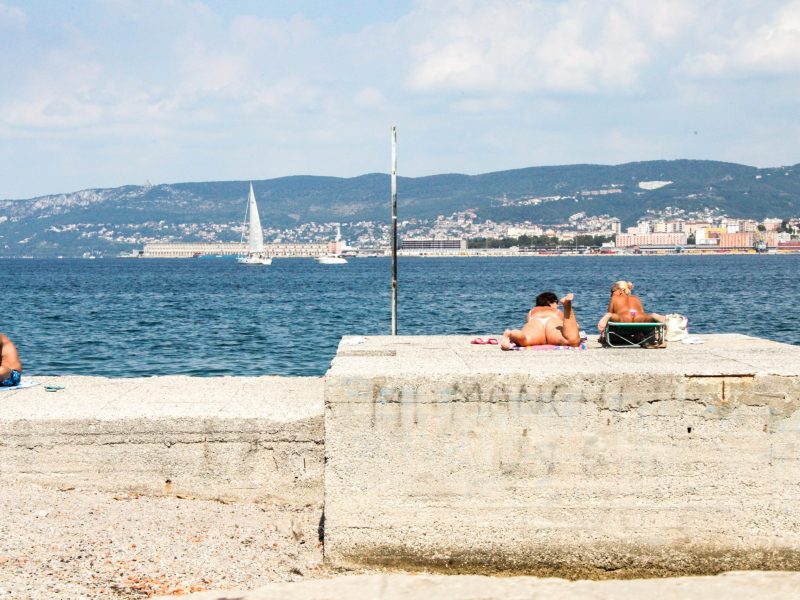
{"left": 535, "top": 292, "right": 558, "bottom": 307}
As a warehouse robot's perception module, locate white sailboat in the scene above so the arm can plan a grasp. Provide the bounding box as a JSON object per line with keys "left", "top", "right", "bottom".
{"left": 237, "top": 183, "right": 272, "bottom": 265}
{"left": 316, "top": 224, "right": 348, "bottom": 264}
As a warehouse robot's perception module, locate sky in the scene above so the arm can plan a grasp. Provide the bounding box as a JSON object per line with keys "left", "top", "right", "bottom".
{"left": 1, "top": 0, "right": 800, "bottom": 199}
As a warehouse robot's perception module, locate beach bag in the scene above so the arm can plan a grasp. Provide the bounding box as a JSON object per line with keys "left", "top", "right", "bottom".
{"left": 665, "top": 313, "right": 689, "bottom": 341}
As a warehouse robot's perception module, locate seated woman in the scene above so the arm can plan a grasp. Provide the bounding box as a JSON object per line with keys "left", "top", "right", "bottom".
{"left": 597, "top": 280, "right": 665, "bottom": 333}
{"left": 0, "top": 332, "right": 22, "bottom": 387}
{"left": 501, "top": 292, "right": 582, "bottom": 350}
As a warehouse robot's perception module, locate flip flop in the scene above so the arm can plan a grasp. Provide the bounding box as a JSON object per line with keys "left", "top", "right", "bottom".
{"left": 471, "top": 338, "right": 499, "bottom": 345}
{"left": 44, "top": 385, "right": 65, "bottom": 392}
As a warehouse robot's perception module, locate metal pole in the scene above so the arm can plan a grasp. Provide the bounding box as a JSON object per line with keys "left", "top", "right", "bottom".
{"left": 391, "top": 126, "right": 398, "bottom": 336}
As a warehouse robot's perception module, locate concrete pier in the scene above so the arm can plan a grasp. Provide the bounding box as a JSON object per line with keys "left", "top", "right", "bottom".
{"left": 0, "top": 376, "right": 323, "bottom": 504}
{"left": 324, "top": 334, "right": 800, "bottom": 577}
{"left": 3, "top": 335, "right": 800, "bottom": 579}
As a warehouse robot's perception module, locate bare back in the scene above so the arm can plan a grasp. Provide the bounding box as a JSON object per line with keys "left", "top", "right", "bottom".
{"left": 608, "top": 294, "right": 655, "bottom": 324}
{"left": 0, "top": 333, "right": 22, "bottom": 373}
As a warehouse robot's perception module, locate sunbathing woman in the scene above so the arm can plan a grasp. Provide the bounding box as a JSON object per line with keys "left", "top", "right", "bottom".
{"left": 501, "top": 292, "right": 582, "bottom": 350}
{"left": 597, "top": 280, "right": 665, "bottom": 333}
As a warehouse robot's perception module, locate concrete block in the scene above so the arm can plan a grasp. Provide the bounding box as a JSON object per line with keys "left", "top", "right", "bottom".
{"left": 0, "top": 376, "right": 324, "bottom": 504}
{"left": 324, "top": 334, "right": 800, "bottom": 577}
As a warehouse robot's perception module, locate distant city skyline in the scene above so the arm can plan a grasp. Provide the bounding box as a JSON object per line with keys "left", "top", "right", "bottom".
{"left": 2, "top": 0, "right": 800, "bottom": 199}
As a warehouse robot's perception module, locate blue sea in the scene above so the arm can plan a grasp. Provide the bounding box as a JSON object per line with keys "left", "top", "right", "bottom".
{"left": 6, "top": 255, "right": 798, "bottom": 377}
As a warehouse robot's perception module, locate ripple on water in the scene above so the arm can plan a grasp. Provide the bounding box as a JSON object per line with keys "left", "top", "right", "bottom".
{"left": 5, "top": 255, "right": 799, "bottom": 377}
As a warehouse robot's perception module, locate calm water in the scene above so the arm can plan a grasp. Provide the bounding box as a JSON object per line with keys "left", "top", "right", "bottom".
{"left": 5, "top": 255, "right": 798, "bottom": 377}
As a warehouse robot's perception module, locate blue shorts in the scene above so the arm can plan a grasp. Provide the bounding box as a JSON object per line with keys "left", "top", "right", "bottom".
{"left": 0, "top": 369, "right": 21, "bottom": 387}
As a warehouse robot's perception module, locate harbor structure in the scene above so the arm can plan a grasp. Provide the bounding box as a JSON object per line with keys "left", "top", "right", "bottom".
{"left": 142, "top": 242, "right": 328, "bottom": 258}
{"left": 615, "top": 233, "right": 687, "bottom": 247}
{"left": 399, "top": 238, "right": 467, "bottom": 255}
{"left": 324, "top": 334, "right": 800, "bottom": 576}
{"left": 2, "top": 334, "right": 800, "bottom": 579}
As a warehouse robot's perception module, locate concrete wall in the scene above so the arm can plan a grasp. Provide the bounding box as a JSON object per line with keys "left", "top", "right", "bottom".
{"left": 0, "top": 376, "right": 323, "bottom": 504}
{"left": 324, "top": 335, "right": 800, "bottom": 578}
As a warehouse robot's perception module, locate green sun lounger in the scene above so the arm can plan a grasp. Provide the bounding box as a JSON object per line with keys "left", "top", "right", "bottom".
{"left": 602, "top": 322, "right": 666, "bottom": 348}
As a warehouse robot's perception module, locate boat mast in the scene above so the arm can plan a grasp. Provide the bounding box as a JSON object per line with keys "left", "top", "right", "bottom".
{"left": 391, "top": 126, "right": 398, "bottom": 336}
{"left": 239, "top": 186, "right": 250, "bottom": 251}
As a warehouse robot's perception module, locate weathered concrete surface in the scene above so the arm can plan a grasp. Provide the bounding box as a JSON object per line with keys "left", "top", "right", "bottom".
{"left": 324, "top": 334, "right": 800, "bottom": 577}
{"left": 0, "top": 376, "right": 323, "bottom": 504}
{"left": 159, "top": 571, "right": 800, "bottom": 600}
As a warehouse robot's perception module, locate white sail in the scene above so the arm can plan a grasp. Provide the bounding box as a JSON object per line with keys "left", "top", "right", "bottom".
{"left": 247, "top": 183, "right": 264, "bottom": 254}
{"left": 237, "top": 183, "right": 271, "bottom": 265}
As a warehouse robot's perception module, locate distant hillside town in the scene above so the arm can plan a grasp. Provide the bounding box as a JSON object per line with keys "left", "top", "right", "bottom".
{"left": 133, "top": 208, "right": 799, "bottom": 258}
{"left": 2, "top": 160, "right": 800, "bottom": 257}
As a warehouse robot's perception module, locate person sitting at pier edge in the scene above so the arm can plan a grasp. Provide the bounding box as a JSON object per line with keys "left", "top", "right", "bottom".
{"left": 597, "top": 280, "right": 665, "bottom": 333}
{"left": 0, "top": 332, "right": 23, "bottom": 387}
{"left": 501, "top": 292, "right": 582, "bottom": 350}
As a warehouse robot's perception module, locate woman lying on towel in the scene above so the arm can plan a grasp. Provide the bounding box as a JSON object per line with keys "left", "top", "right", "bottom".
{"left": 501, "top": 292, "right": 582, "bottom": 350}
{"left": 597, "top": 280, "right": 665, "bottom": 333}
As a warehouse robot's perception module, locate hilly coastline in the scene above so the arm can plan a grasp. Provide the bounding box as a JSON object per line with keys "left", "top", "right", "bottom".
{"left": 1, "top": 159, "right": 799, "bottom": 257}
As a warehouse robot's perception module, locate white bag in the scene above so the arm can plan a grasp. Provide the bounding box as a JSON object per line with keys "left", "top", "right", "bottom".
{"left": 665, "top": 313, "right": 689, "bottom": 341}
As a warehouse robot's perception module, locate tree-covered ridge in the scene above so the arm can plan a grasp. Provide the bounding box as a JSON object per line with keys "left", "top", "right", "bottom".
{"left": 1, "top": 160, "right": 799, "bottom": 257}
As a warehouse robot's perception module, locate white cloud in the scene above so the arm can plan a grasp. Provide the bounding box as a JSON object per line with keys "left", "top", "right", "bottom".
{"left": 231, "top": 14, "right": 317, "bottom": 47}
{"left": 174, "top": 36, "right": 248, "bottom": 96}
{"left": 680, "top": 0, "right": 800, "bottom": 77}
{"left": 451, "top": 95, "right": 513, "bottom": 113}
{"left": 244, "top": 77, "right": 324, "bottom": 112}
{"left": 2, "top": 0, "right": 800, "bottom": 198}
{"left": 404, "top": 0, "right": 697, "bottom": 95}
{"left": 0, "top": 1, "right": 337, "bottom": 134}
{"left": 0, "top": 2, "right": 26, "bottom": 27}
{"left": 355, "top": 86, "right": 386, "bottom": 109}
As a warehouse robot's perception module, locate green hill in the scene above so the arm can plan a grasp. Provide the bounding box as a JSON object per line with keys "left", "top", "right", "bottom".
{"left": 1, "top": 159, "right": 798, "bottom": 256}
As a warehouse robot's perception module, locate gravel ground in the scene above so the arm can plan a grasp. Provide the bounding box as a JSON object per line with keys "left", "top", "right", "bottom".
{"left": 164, "top": 572, "right": 800, "bottom": 600}
{"left": 0, "top": 482, "right": 327, "bottom": 599}
{"left": 7, "top": 483, "right": 798, "bottom": 600}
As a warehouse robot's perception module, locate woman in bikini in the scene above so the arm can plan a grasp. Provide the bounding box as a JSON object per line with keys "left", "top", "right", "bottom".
{"left": 0, "top": 332, "right": 22, "bottom": 387}
{"left": 597, "top": 281, "right": 665, "bottom": 333}
{"left": 501, "top": 291, "right": 582, "bottom": 350}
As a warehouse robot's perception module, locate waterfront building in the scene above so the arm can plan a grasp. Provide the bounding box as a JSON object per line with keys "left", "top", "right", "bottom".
{"left": 720, "top": 219, "right": 741, "bottom": 234}
{"left": 652, "top": 220, "right": 683, "bottom": 234}
{"left": 615, "top": 233, "right": 687, "bottom": 247}
{"left": 695, "top": 227, "right": 728, "bottom": 245}
{"left": 763, "top": 231, "right": 780, "bottom": 247}
{"left": 400, "top": 238, "right": 467, "bottom": 255}
{"left": 508, "top": 225, "right": 545, "bottom": 237}
{"left": 739, "top": 220, "right": 759, "bottom": 233}
{"left": 684, "top": 221, "right": 713, "bottom": 235}
{"left": 627, "top": 222, "right": 651, "bottom": 235}
{"left": 143, "top": 242, "right": 327, "bottom": 258}
{"left": 779, "top": 240, "right": 800, "bottom": 252}
{"left": 718, "top": 232, "right": 755, "bottom": 248}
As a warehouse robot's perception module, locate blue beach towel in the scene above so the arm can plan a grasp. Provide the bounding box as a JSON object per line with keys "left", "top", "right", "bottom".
{"left": 0, "top": 380, "right": 40, "bottom": 391}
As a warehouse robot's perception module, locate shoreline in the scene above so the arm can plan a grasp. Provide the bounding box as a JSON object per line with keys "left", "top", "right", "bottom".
{"left": 3, "top": 250, "right": 800, "bottom": 260}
